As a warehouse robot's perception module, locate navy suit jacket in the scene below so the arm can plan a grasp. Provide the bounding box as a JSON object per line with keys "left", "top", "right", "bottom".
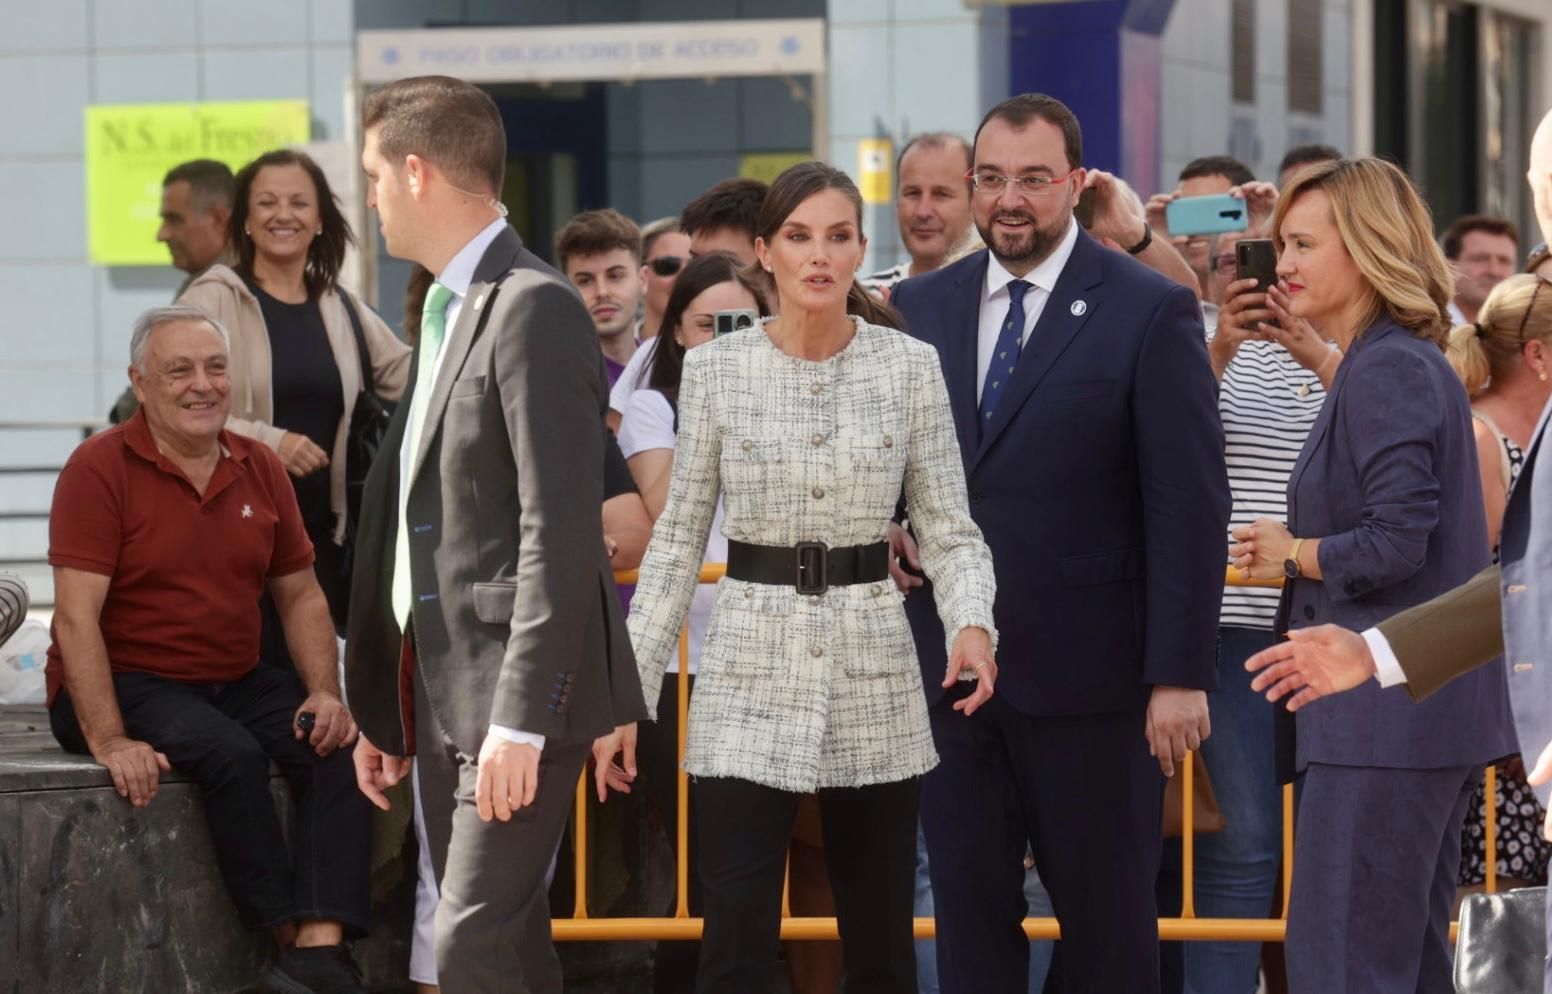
{"left": 1283, "top": 318, "right": 1516, "bottom": 771}
{"left": 892, "top": 230, "right": 1230, "bottom": 717}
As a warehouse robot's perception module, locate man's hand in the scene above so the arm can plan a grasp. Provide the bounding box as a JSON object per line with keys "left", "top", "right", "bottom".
{"left": 1245, "top": 625, "right": 1376, "bottom": 711}
{"left": 92, "top": 735, "right": 171, "bottom": 807}
{"left": 591, "top": 723, "right": 639, "bottom": 802}
{"left": 278, "top": 432, "right": 329, "bottom": 478}
{"left": 475, "top": 734, "right": 541, "bottom": 823}
{"left": 944, "top": 627, "right": 997, "bottom": 716}
{"left": 294, "top": 690, "right": 358, "bottom": 757}
{"left": 1145, "top": 191, "right": 1178, "bottom": 237}
{"left": 1082, "top": 169, "right": 1146, "bottom": 249}
{"left": 887, "top": 521, "right": 924, "bottom": 593}
{"left": 1145, "top": 686, "right": 1210, "bottom": 778}
{"left": 1228, "top": 181, "right": 1280, "bottom": 235}
{"left": 1526, "top": 739, "right": 1552, "bottom": 842}
{"left": 353, "top": 735, "right": 410, "bottom": 811}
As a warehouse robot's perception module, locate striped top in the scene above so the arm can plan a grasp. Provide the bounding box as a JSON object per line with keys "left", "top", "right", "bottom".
{"left": 1214, "top": 332, "right": 1327, "bottom": 629}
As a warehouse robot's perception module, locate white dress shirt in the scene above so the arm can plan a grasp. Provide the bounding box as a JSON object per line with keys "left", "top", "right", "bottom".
{"left": 976, "top": 219, "right": 1081, "bottom": 403}
{"left": 399, "top": 216, "right": 544, "bottom": 752}
{"left": 1362, "top": 628, "right": 1409, "bottom": 687}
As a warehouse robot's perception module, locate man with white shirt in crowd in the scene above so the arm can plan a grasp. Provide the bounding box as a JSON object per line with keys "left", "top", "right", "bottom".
{"left": 1442, "top": 214, "right": 1519, "bottom": 326}
{"left": 863, "top": 133, "right": 976, "bottom": 294}
{"left": 609, "top": 178, "right": 767, "bottom": 432}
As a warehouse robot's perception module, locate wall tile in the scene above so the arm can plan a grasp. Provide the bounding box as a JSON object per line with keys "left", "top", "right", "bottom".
{"left": 827, "top": 24, "right": 894, "bottom": 139}
{"left": 94, "top": 0, "right": 198, "bottom": 50}
{"left": 0, "top": 265, "right": 94, "bottom": 364}
{"left": 309, "top": 46, "right": 354, "bottom": 140}
{"left": 309, "top": 0, "right": 356, "bottom": 44}
{"left": 890, "top": 21, "right": 981, "bottom": 137}
{"left": 0, "top": 0, "right": 89, "bottom": 52}
{"left": 0, "top": 56, "right": 90, "bottom": 158}
{"left": 0, "top": 370, "right": 95, "bottom": 423}
{"left": 92, "top": 52, "right": 199, "bottom": 105}
{"left": 826, "top": 0, "right": 888, "bottom": 24}
{"left": 198, "top": 0, "right": 309, "bottom": 47}
{"left": 199, "top": 48, "right": 311, "bottom": 103}
{"left": 0, "top": 163, "right": 85, "bottom": 261}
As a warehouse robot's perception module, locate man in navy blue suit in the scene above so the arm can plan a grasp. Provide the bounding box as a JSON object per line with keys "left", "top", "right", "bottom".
{"left": 890, "top": 94, "right": 1230, "bottom": 994}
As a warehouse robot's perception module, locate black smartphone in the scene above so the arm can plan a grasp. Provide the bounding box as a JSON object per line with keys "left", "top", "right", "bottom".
{"left": 1235, "top": 238, "right": 1277, "bottom": 292}
{"left": 1074, "top": 187, "right": 1097, "bottom": 229}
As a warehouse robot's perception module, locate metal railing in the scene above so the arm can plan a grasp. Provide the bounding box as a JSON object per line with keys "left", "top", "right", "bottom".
{"left": 552, "top": 565, "right": 1503, "bottom": 943}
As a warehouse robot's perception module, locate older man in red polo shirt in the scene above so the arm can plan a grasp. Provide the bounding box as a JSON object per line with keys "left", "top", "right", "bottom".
{"left": 45, "top": 305, "right": 372, "bottom": 994}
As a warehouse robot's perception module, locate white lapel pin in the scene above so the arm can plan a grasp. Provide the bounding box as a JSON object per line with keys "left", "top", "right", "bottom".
{"left": 1070, "top": 300, "right": 1088, "bottom": 316}
{"left": 473, "top": 293, "right": 486, "bottom": 309}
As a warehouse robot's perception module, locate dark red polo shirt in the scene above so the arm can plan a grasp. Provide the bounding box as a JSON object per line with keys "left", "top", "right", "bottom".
{"left": 44, "top": 412, "right": 313, "bottom": 705}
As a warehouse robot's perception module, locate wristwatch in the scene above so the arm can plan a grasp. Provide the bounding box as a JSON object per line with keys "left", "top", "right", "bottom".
{"left": 1283, "top": 537, "right": 1305, "bottom": 580}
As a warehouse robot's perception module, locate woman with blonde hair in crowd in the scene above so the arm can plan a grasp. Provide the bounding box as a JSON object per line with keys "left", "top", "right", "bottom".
{"left": 1229, "top": 157, "right": 1515, "bottom": 993}
{"left": 1445, "top": 272, "right": 1552, "bottom": 904}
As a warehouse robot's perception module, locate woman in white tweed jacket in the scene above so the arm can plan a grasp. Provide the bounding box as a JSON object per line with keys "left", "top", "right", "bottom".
{"left": 594, "top": 163, "right": 999, "bottom": 994}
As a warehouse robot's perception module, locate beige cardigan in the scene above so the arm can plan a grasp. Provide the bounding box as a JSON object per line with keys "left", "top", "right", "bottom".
{"left": 178, "top": 264, "right": 411, "bottom": 545}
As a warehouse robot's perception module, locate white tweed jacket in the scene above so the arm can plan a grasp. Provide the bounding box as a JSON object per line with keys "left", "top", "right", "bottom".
{"left": 627, "top": 317, "right": 998, "bottom": 793}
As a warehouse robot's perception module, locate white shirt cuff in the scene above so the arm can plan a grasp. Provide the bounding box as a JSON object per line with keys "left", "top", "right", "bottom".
{"left": 1361, "top": 628, "right": 1407, "bottom": 688}
{"left": 487, "top": 725, "right": 546, "bottom": 751}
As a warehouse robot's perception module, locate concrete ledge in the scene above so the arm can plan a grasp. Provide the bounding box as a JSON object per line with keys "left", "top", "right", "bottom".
{"left": 1, "top": 705, "right": 277, "bottom": 993}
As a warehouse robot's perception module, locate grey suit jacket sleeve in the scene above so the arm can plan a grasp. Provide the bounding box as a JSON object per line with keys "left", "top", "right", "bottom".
{"left": 1376, "top": 564, "right": 1504, "bottom": 702}
{"left": 489, "top": 279, "right": 607, "bottom": 735}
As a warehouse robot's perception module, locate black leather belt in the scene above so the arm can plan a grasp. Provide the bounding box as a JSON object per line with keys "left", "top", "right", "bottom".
{"left": 726, "top": 539, "right": 890, "bottom": 596}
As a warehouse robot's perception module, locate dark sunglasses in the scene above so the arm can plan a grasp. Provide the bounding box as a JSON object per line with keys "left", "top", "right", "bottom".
{"left": 649, "top": 255, "right": 685, "bottom": 278}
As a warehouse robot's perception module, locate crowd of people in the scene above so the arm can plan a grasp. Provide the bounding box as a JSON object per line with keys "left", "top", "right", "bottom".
{"left": 22, "top": 67, "right": 1552, "bottom": 994}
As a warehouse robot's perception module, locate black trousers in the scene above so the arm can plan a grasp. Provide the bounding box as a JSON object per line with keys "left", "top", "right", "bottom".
{"left": 694, "top": 774, "right": 919, "bottom": 994}
{"left": 922, "top": 683, "right": 1165, "bottom": 994}
{"left": 50, "top": 666, "right": 371, "bottom": 936}
{"left": 640, "top": 674, "right": 702, "bottom": 994}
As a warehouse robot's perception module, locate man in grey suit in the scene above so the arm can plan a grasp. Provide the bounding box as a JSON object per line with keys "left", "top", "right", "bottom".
{"left": 344, "top": 76, "right": 644, "bottom": 993}
{"left": 1246, "top": 103, "right": 1552, "bottom": 991}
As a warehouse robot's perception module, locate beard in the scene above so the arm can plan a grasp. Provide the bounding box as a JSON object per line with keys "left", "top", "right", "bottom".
{"left": 977, "top": 209, "right": 1070, "bottom": 270}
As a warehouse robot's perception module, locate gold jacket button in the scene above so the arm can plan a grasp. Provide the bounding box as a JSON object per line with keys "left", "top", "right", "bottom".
{"left": 741, "top": 440, "right": 753, "bottom": 453}
{"left": 812, "top": 486, "right": 826, "bottom": 499}
{"left": 810, "top": 383, "right": 823, "bottom": 396}
{"left": 809, "top": 646, "right": 824, "bottom": 658}
{"left": 811, "top": 434, "right": 825, "bottom": 447}
{"left": 882, "top": 435, "right": 894, "bottom": 448}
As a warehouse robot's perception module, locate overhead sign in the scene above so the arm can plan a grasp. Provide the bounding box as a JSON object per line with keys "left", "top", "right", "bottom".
{"left": 85, "top": 100, "right": 311, "bottom": 266}
{"left": 357, "top": 19, "right": 826, "bottom": 84}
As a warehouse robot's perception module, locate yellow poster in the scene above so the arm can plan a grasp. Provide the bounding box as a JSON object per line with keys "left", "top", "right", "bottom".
{"left": 85, "top": 100, "right": 311, "bottom": 265}
{"left": 857, "top": 138, "right": 893, "bottom": 205}
{"left": 738, "top": 152, "right": 812, "bottom": 187}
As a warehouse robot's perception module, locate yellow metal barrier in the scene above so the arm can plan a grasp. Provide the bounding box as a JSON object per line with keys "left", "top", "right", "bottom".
{"left": 553, "top": 564, "right": 1499, "bottom": 943}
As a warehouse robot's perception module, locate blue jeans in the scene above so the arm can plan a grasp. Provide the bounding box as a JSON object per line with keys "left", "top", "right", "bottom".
{"left": 916, "top": 822, "right": 1052, "bottom": 993}
{"left": 1159, "top": 626, "right": 1282, "bottom": 994}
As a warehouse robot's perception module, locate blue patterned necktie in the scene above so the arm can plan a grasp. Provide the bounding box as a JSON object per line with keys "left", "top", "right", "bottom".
{"left": 979, "top": 279, "right": 1031, "bottom": 424}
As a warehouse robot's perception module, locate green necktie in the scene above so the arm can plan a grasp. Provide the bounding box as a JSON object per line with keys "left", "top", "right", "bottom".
{"left": 392, "top": 281, "right": 456, "bottom": 627}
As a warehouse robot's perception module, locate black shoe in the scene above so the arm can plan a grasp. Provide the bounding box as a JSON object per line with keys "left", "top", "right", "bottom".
{"left": 259, "top": 943, "right": 366, "bottom": 994}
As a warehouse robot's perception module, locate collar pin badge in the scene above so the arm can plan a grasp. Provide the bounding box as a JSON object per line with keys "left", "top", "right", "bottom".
{"left": 1070, "top": 300, "right": 1088, "bottom": 317}
{"left": 474, "top": 294, "right": 485, "bottom": 309}
{"left": 241, "top": 504, "right": 253, "bottom": 518}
